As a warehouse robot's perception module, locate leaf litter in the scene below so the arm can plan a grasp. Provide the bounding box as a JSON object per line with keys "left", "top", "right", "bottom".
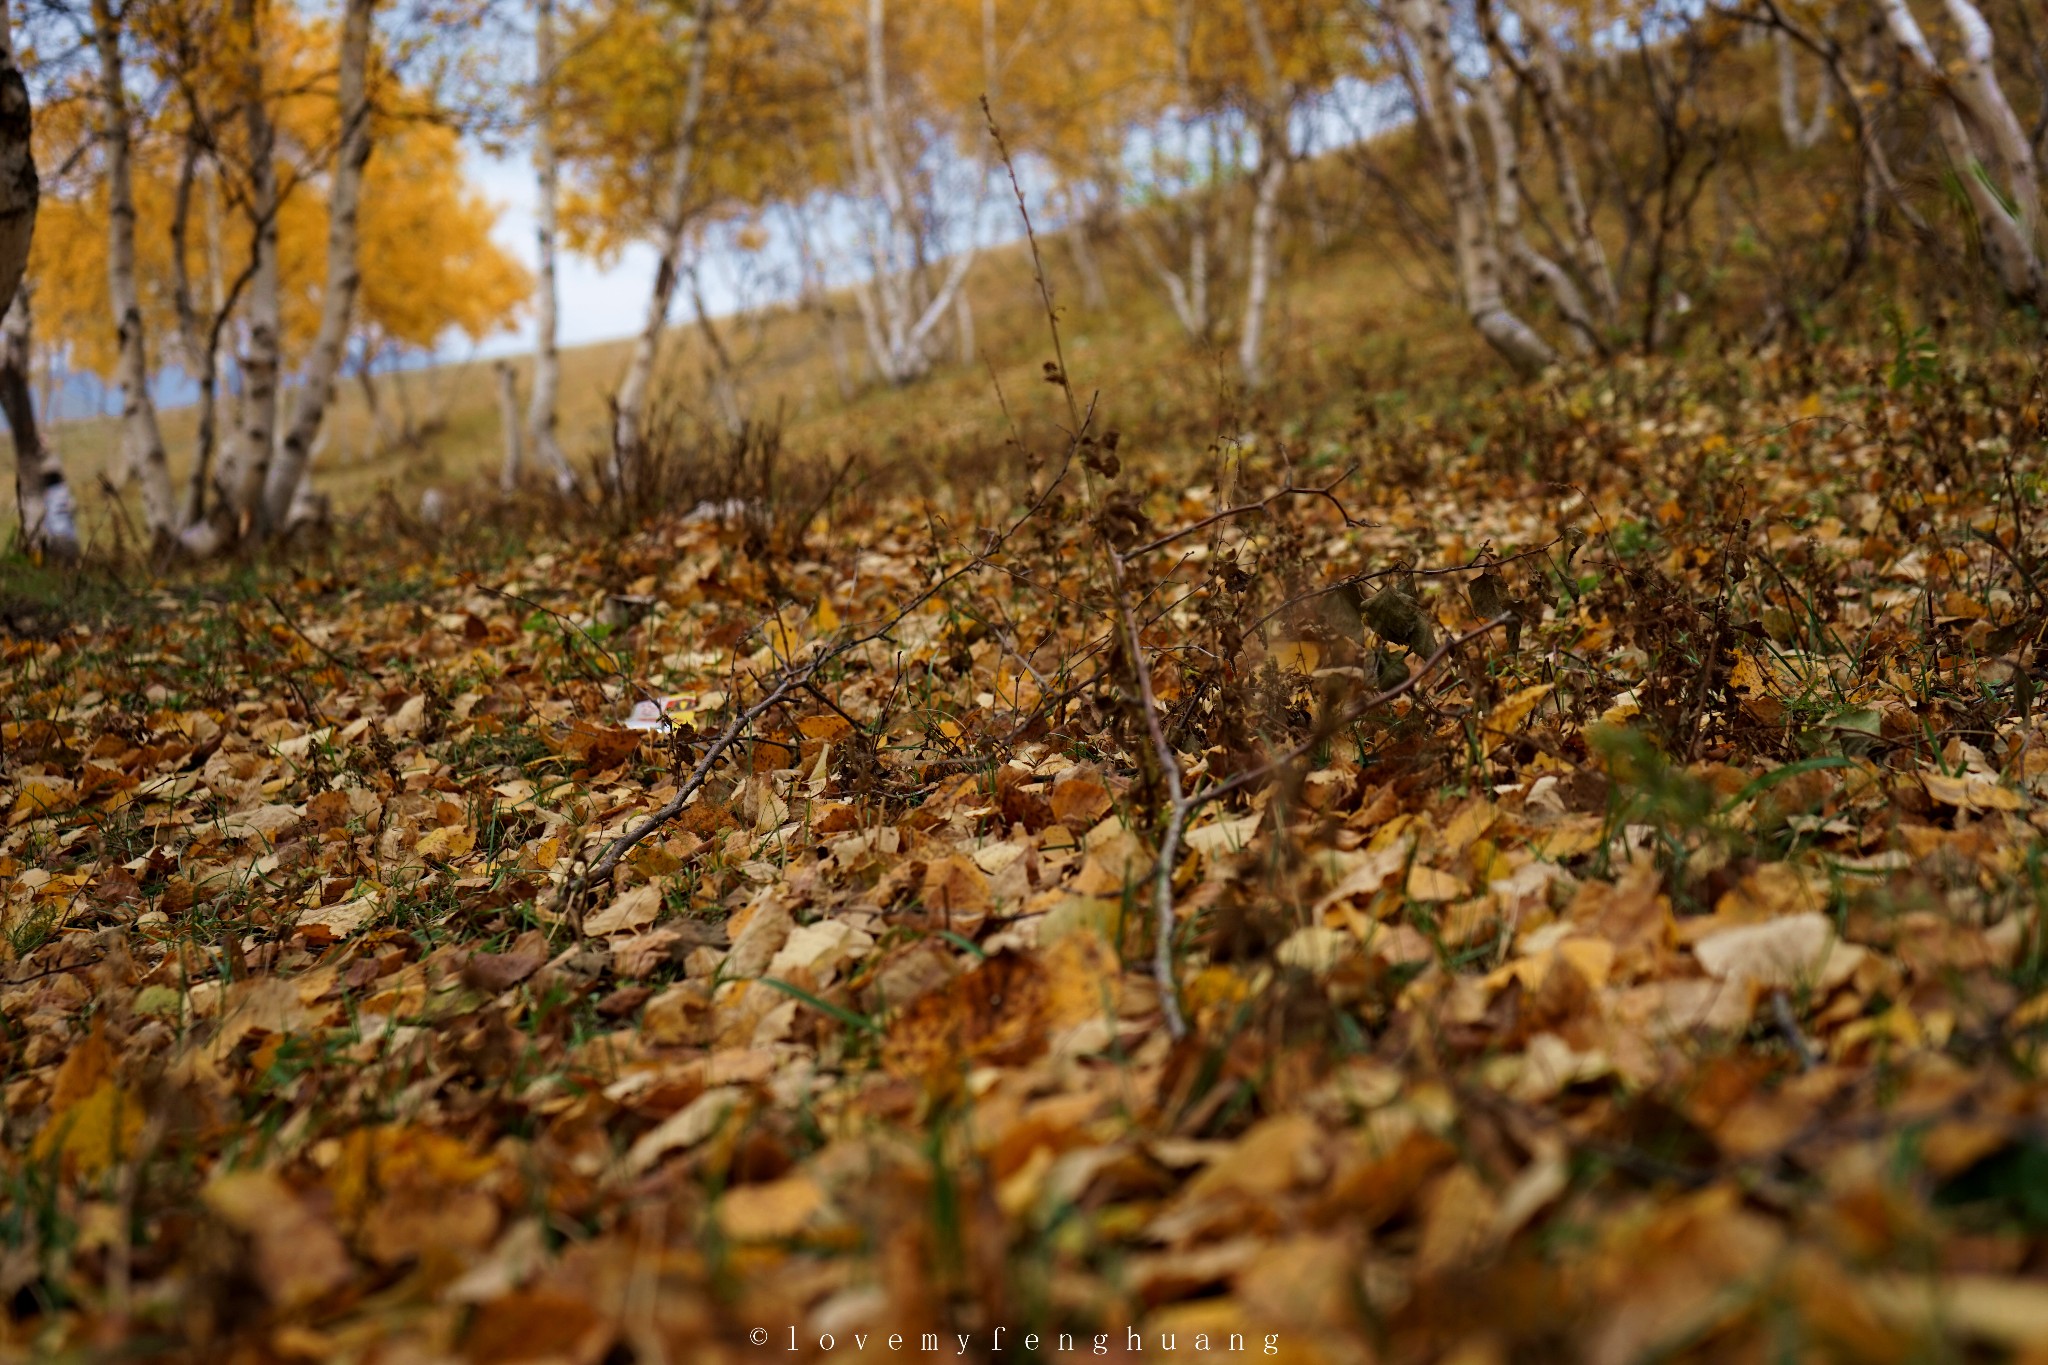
{"left": 4, "top": 345, "right": 2048, "bottom": 1361}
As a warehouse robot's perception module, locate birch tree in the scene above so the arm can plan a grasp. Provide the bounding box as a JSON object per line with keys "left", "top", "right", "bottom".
{"left": 836, "top": 0, "right": 986, "bottom": 387}
{"left": 0, "top": 0, "right": 52, "bottom": 555}
{"left": 1, "top": 292, "right": 74, "bottom": 557}
{"left": 1472, "top": 72, "right": 1601, "bottom": 354}
{"left": 168, "top": 118, "right": 228, "bottom": 531}
{"left": 0, "top": 0, "right": 34, "bottom": 322}
{"left": 526, "top": 0, "right": 581, "bottom": 495}
{"left": 1772, "top": 26, "right": 1831, "bottom": 149}
{"left": 609, "top": 0, "right": 715, "bottom": 491}
{"left": 1476, "top": 0, "right": 1618, "bottom": 329}
{"left": 205, "top": 0, "right": 284, "bottom": 545}
{"left": 1233, "top": 0, "right": 1318, "bottom": 386}
{"left": 1391, "top": 0, "right": 1556, "bottom": 375}
{"left": 90, "top": 0, "right": 180, "bottom": 543}
{"left": 1875, "top": 0, "right": 2044, "bottom": 309}
{"left": 259, "top": 0, "right": 377, "bottom": 533}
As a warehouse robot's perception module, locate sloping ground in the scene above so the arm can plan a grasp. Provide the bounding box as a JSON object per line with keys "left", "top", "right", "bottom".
{"left": 5, "top": 338, "right": 2048, "bottom": 1363}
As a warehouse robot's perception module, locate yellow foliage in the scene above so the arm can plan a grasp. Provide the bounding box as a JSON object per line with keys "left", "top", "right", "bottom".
{"left": 29, "top": 0, "right": 525, "bottom": 380}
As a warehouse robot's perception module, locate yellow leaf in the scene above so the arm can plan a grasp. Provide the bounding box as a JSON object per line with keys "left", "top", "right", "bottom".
{"left": 1922, "top": 772, "right": 1974, "bottom": 808}
{"left": 9, "top": 779, "right": 74, "bottom": 825}
{"left": 33, "top": 1081, "right": 144, "bottom": 1180}
{"left": 1273, "top": 640, "right": 1321, "bottom": 673}
{"left": 584, "top": 883, "right": 663, "bottom": 937}
{"left": 1478, "top": 683, "right": 1553, "bottom": 738}
{"left": 716, "top": 1173, "right": 825, "bottom": 1241}
{"left": 1407, "top": 865, "right": 1466, "bottom": 903}
{"left": 412, "top": 824, "right": 475, "bottom": 860}
{"left": 814, "top": 597, "right": 841, "bottom": 632}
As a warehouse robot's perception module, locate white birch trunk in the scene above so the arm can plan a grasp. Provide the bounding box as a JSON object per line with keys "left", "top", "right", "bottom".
{"left": 527, "top": 0, "right": 579, "bottom": 496}
{"left": 260, "top": 0, "right": 376, "bottom": 532}
{"left": 1397, "top": 0, "right": 1556, "bottom": 376}
{"left": 1483, "top": 0, "right": 1617, "bottom": 327}
{"left": 1474, "top": 74, "right": 1599, "bottom": 355}
{"left": 1127, "top": 215, "right": 1211, "bottom": 341}
{"left": 841, "top": 0, "right": 983, "bottom": 386}
{"left": 1, "top": 292, "right": 74, "bottom": 557}
{"left": 1773, "top": 28, "right": 1832, "bottom": 149}
{"left": 1879, "top": 0, "right": 2046, "bottom": 307}
{"left": 1235, "top": 0, "right": 1292, "bottom": 387}
{"left": 612, "top": 0, "right": 715, "bottom": 493}
{"left": 1237, "top": 149, "right": 1286, "bottom": 385}
{"left": 1939, "top": 0, "right": 2039, "bottom": 245}
{"left": 208, "top": 0, "right": 281, "bottom": 542}
{"left": 90, "top": 0, "right": 179, "bottom": 543}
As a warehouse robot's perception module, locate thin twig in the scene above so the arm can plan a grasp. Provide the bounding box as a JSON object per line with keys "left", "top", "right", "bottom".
{"left": 1121, "top": 474, "right": 1378, "bottom": 558}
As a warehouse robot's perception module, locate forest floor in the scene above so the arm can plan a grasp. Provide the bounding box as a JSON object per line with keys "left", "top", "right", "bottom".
{"left": 6, "top": 322, "right": 2048, "bottom": 1365}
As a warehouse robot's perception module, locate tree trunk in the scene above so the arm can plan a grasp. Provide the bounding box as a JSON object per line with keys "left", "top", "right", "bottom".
{"left": 612, "top": 0, "right": 715, "bottom": 494}
{"left": 357, "top": 352, "right": 400, "bottom": 455}
{"left": 1938, "top": 0, "right": 2039, "bottom": 246}
{"left": 1, "top": 292, "right": 74, "bottom": 557}
{"left": 170, "top": 122, "right": 245, "bottom": 534}
{"left": 0, "top": 2, "right": 34, "bottom": 326}
{"left": 1397, "top": 0, "right": 1556, "bottom": 376}
{"left": 90, "top": 0, "right": 179, "bottom": 544}
{"left": 496, "top": 360, "right": 525, "bottom": 492}
{"left": 260, "top": 0, "right": 376, "bottom": 533}
{"left": 1237, "top": 146, "right": 1287, "bottom": 385}
{"left": 1236, "top": 0, "right": 1292, "bottom": 389}
{"left": 1879, "top": 0, "right": 2046, "bottom": 307}
{"left": 527, "top": 0, "right": 579, "bottom": 496}
{"left": 1474, "top": 74, "right": 1601, "bottom": 355}
{"left": 207, "top": 0, "right": 282, "bottom": 545}
{"left": 1127, "top": 215, "right": 1211, "bottom": 342}
{"left": 1482, "top": 0, "right": 1618, "bottom": 328}
{"left": 1773, "top": 28, "right": 1831, "bottom": 149}
{"left": 841, "top": 0, "right": 983, "bottom": 386}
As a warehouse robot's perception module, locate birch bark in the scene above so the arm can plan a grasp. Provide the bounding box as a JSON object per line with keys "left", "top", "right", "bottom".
{"left": 841, "top": 0, "right": 983, "bottom": 385}
{"left": 1235, "top": 0, "right": 1291, "bottom": 387}
{"left": 260, "top": 0, "right": 377, "bottom": 532}
{"left": 0, "top": 0, "right": 33, "bottom": 322}
{"left": 1878, "top": 0, "right": 2045, "bottom": 307}
{"left": 1773, "top": 28, "right": 1831, "bottom": 149}
{"left": 1396, "top": 0, "right": 1556, "bottom": 376}
{"left": 1473, "top": 74, "right": 1600, "bottom": 355}
{"left": 90, "top": 0, "right": 179, "bottom": 543}
{"left": 209, "top": 0, "right": 281, "bottom": 539}
{"left": 1479, "top": 0, "right": 1617, "bottom": 327}
{"left": 1237, "top": 148, "right": 1287, "bottom": 385}
{"left": 612, "top": 0, "right": 715, "bottom": 493}
{"left": 1, "top": 292, "right": 74, "bottom": 557}
{"left": 527, "top": 0, "right": 579, "bottom": 495}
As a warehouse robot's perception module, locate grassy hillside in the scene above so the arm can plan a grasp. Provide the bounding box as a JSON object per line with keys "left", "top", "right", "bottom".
{"left": 10, "top": 34, "right": 2010, "bottom": 549}
{"left": 7, "top": 88, "right": 1652, "bottom": 550}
